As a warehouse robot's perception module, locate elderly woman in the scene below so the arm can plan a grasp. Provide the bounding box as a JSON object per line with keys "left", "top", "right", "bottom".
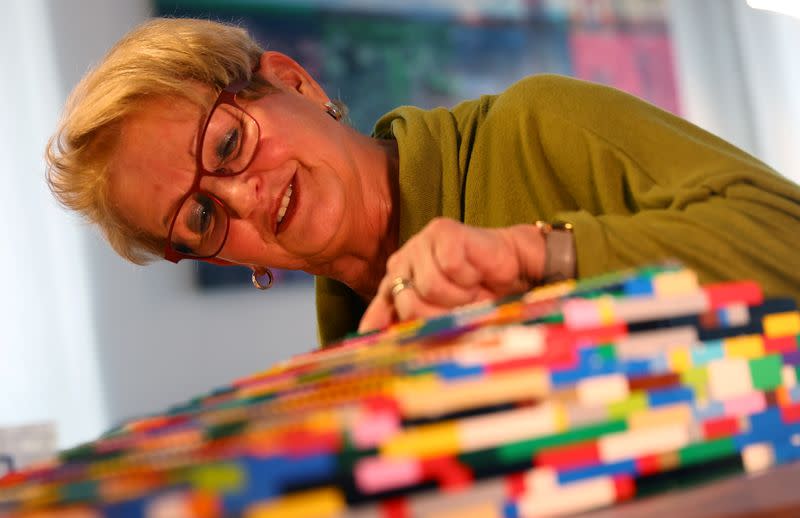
{"left": 47, "top": 18, "right": 800, "bottom": 346}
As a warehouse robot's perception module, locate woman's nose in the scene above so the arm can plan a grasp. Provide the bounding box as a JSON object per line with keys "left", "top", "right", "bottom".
{"left": 200, "top": 173, "right": 260, "bottom": 220}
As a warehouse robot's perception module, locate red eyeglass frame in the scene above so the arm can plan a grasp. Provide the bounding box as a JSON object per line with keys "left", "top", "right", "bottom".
{"left": 163, "top": 79, "right": 260, "bottom": 263}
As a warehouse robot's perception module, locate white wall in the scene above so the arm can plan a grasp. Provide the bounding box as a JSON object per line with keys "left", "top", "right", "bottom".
{"left": 2, "top": 0, "right": 798, "bottom": 450}
{"left": 668, "top": 0, "right": 800, "bottom": 184}
{"left": 0, "top": 0, "right": 106, "bottom": 450}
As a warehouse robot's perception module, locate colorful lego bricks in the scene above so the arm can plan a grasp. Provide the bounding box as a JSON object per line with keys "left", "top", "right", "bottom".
{"left": 1, "top": 264, "right": 799, "bottom": 517}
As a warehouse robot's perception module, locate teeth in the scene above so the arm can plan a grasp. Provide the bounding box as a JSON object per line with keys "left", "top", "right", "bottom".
{"left": 277, "top": 184, "right": 293, "bottom": 224}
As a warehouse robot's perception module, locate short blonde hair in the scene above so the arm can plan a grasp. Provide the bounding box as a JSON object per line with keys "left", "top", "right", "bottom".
{"left": 46, "top": 17, "right": 274, "bottom": 264}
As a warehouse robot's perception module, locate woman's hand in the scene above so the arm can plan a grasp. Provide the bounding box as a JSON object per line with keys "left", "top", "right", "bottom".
{"left": 359, "top": 218, "right": 546, "bottom": 332}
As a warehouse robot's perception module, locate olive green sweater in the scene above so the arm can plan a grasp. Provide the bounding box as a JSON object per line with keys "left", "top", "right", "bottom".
{"left": 316, "top": 74, "right": 800, "bottom": 346}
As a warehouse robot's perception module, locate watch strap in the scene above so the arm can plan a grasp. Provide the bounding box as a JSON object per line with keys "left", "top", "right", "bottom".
{"left": 535, "top": 220, "right": 576, "bottom": 284}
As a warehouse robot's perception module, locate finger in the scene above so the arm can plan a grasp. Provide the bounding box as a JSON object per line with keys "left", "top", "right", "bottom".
{"left": 359, "top": 295, "right": 395, "bottom": 333}
{"left": 358, "top": 276, "right": 399, "bottom": 333}
{"left": 428, "top": 222, "right": 513, "bottom": 289}
{"left": 419, "top": 219, "right": 483, "bottom": 288}
{"left": 410, "top": 241, "right": 481, "bottom": 308}
{"left": 392, "top": 282, "right": 451, "bottom": 322}
{"left": 431, "top": 230, "right": 483, "bottom": 289}
{"left": 460, "top": 228, "right": 530, "bottom": 295}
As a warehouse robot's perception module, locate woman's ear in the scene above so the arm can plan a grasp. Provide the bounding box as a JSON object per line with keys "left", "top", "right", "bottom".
{"left": 258, "top": 51, "right": 328, "bottom": 103}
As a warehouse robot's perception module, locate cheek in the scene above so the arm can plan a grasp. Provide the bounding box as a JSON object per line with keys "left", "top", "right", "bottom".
{"left": 254, "top": 105, "right": 336, "bottom": 164}
{"left": 252, "top": 136, "right": 293, "bottom": 171}
{"left": 219, "top": 223, "right": 269, "bottom": 262}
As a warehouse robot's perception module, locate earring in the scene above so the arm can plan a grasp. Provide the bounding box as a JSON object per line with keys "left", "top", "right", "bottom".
{"left": 324, "top": 101, "right": 343, "bottom": 121}
{"left": 251, "top": 267, "right": 274, "bottom": 290}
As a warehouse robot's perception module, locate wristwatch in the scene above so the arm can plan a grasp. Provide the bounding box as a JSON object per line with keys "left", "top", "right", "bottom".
{"left": 535, "top": 220, "right": 576, "bottom": 284}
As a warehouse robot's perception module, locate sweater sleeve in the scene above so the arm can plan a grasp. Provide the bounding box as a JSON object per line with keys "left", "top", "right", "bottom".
{"left": 502, "top": 75, "right": 800, "bottom": 303}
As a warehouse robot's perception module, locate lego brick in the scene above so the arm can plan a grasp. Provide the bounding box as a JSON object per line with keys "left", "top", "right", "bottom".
{"left": 707, "top": 358, "right": 754, "bottom": 400}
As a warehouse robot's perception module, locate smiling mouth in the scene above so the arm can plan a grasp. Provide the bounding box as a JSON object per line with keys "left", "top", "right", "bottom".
{"left": 277, "top": 183, "right": 293, "bottom": 225}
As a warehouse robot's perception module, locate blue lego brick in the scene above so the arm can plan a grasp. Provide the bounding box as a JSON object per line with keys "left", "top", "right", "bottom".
{"left": 102, "top": 496, "right": 147, "bottom": 518}
{"left": 734, "top": 422, "right": 800, "bottom": 450}
{"left": 550, "top": 367, "right": 588, "bottom": 387}
{"left": 557, "top": 459, "right": 637, "bottom": 485}
{"left": 503, "top": 501, "right": 520, "bottom": 518}
{"left": 749, "top": 408, "right": 784, "bottom": 436}
{"left": 580, "top": 348, "right": 620, "bottom": 373}
{"left": 623, "top": 277, "right": 653, "bottom": 297}
{"left": 277, "top": 454, "right": 338, "bottom": 487}
{"left": 220, "top": 454, "right": 336, "bottom": 514}
{"left": 647, "top": 385, "right": 695, "bottom": 407}
{"left": 221, "top": 458, "right": 280, "bottom": 515}
{"left": 436, "top": 362, "right": 484, "bottom": 380}
{"left": 620, "top": 359, "right": 653, "bottom": 377}
{"left": 772, "top": 439, "right": 800, "bottom": 464}
{"left": 550, "top": 353, "right": 618, "bottom": 387}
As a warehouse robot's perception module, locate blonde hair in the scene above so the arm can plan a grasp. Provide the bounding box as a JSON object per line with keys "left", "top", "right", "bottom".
{"left": 46, "top": 17, "right": 274, "bottom": 264}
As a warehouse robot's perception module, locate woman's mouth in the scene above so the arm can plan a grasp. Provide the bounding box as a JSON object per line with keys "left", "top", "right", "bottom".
{"left": 275, "top": 174, "right": 298, "bottom": 234}
{"left": 277, "top": 183, "right": 293, "bottom": 225}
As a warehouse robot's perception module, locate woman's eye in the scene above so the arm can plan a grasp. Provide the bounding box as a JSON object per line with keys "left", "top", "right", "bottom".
{"left": 215, "top": 127, "right": 240, "bottom": 164}
{"left": 187, "top": 196, "right": 215, "bottom": 235}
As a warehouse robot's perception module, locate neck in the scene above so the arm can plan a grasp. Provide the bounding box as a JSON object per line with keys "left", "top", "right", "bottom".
{"left": 319, "top": 135, "right": 400, "bottom": 301}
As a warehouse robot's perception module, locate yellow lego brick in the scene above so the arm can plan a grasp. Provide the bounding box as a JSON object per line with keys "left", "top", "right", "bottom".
{"left": 668, "top": 347, "right": 692, "bottom": 373}
{"left": 245, "top": 487, "right": 345, "bottom": 518}
{"left": 597, "top": 296, "right": 617, "bottom": 326}
{"left": 305, "top": 410, "right": 340, "bottom": 432}
{"left": 763, "top": 311, "right": 800, "bottom": 338}
{"left": 553, "top": 401, "right": 569, "bottom": 432}
{"left": 724, "top": 335, "right": 765, "bottom": 359}
{"left": 381, "top": 422, "right": 460, "bottom": 458}
{"left": 392, "top": 373, "right": 440, "bottom": 393}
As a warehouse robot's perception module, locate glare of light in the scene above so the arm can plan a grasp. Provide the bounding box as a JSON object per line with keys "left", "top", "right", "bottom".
{"left": 746, "top": 0, "right": 800, "bottom": 20}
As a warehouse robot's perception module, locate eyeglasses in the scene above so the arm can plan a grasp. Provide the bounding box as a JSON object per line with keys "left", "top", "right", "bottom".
{"left": 164, "top": 80, "right": 260, "bottom": 263}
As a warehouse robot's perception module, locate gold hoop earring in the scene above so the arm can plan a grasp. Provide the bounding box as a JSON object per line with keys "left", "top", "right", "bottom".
{"left": 324, "top": 101, "right": 343, "bottom": 121}
{"left": 251, "top": 268, "right": 274, "bottom": 290}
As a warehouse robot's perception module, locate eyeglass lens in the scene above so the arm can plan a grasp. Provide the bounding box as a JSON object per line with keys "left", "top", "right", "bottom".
{"left": 169, "top": 101, "right": 258, "bottom": 257}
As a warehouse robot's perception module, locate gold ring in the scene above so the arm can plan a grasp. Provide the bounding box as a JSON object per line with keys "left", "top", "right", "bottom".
{"left": 390, "top": 276, "right": 414, "bottom": 298}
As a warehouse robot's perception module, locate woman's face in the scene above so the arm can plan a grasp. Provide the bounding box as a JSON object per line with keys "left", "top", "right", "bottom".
{"left": 109, "top": 60, "right": 365, "bottom": 272}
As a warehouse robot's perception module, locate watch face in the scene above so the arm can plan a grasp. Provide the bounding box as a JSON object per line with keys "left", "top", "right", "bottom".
{"left": 552, "top": 221, "right": 574, "bottom": 232}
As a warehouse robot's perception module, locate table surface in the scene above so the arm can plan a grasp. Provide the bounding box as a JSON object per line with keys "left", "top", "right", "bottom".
{"left": 582, "top": 461, "right": 800, "bottom": 518}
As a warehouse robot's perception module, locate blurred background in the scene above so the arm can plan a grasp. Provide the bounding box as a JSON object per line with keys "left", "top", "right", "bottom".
{"left": 1, "top": 0, "right": 798, "bottom": 459}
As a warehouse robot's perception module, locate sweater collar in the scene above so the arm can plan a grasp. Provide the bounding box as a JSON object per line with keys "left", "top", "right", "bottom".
{"left": 373, "top": 105, "right": 464, "bottom": 244}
